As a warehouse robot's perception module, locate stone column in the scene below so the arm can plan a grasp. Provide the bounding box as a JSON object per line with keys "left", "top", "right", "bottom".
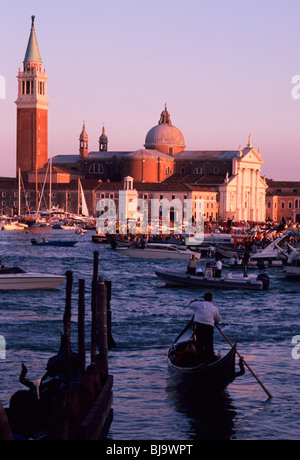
{"left": 255, "top": 170, "right": 259, "bottom": 222}
{"left": 241, "top": 167, "right": 245, "bottom": 221}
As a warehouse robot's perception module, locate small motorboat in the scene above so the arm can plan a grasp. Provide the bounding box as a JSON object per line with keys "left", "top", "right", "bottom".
{"left": 105, "top": 234, "right": 131, "bottom": 248}
{"left": 218, "top": 247, "right": 256, "bottom": 259}
{"left": 0, "top": 218, "right": 28, "bottom": 231}
{"left": 116, "top": 243, "right": 201, "bottom": 260}
{"left": 168, "top": 318, "right": 244, "bottom": 394}
{"left": 75, "top": 228, "right": 86, "bottom": 235}
{"left": 31, "top": 239, "right": 77, "bottom": 247}
{"left": 0, "top": 267, "right": 66, "bottom": 290}
{"left": 52, "top": 221, "right": 76, "bottom": 230}
{"left": 92, "top": 234, "right": 109, "bottom": 244}
{"left": 155, "top": 266, "right": 269, "bottom": 291}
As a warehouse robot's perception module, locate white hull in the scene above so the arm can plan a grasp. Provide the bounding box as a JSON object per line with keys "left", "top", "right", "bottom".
{"left": 285, "top": 266, "right": 300, "bottom": 279}
{"left": 0, "top": 223, "right": 28, "bottom": 230}
{"left": 116, "top": 247, "right": 200, "bottom": 260}
{"left": 251, "top": 232, "right": 297, "bottom": 266}
{"left": 0, "top": 272, "right": 65, "bottom": 290}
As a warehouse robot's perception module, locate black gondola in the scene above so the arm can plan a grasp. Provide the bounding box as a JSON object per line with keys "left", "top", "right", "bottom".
{"left": 167, "top": 319, "right": 244, "bottom": 394}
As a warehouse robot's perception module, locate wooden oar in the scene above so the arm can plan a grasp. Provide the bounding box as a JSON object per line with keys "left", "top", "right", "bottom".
{"left": 215, "top": 324, "right": 273, "bottom": 399}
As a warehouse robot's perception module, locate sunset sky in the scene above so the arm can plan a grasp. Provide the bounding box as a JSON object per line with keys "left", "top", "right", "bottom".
{"left": 1, "top": 0, "right": 300, "bottom": 179}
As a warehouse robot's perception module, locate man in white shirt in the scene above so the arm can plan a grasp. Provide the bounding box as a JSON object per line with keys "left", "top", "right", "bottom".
{"left": 215, "top": 258, "right": 222, "bottom": 278}
{"left": 190, "top": 292, "right": 221, "bottom": 363}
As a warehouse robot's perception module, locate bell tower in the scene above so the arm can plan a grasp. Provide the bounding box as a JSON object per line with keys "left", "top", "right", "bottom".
{"left": 99, "top": 126, "right": 108, "bottom": 152}
{"left": 15, "top": 16, "right": 49, "bottom": 176}
{"left": 79, "top": 122, "right": 88, "bottom": 158}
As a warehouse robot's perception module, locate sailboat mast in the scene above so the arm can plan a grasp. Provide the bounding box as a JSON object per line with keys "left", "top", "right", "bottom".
{"left": 49, "top": 154, "right": 52, "bottom": 214}
{"left": 18, "top": 168, "right": 21, "bottom": 216}
{"left": 78, "top": 178, "right": 80, "bottom": 216}
{"left": 35, "top": 163, "right": 38, "bottom": 218}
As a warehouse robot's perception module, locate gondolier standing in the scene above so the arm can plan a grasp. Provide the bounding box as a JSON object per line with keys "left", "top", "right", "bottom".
{"left": 190, "top": 292, "right": 221, "bottom": 364}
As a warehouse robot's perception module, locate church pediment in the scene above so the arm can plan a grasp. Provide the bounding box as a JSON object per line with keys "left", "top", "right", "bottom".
{"left": 241, "top": 147, "right": 263, "bottom": 165}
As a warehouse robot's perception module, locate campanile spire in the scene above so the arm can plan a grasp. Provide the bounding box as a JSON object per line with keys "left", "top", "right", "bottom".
{"left": 23, "top": 15, "right": 42, "bottom": 69}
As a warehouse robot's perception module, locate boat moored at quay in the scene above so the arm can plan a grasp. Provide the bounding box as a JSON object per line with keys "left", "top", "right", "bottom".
{"left": 116, "top": 243, "right": 201, "bottom": 260}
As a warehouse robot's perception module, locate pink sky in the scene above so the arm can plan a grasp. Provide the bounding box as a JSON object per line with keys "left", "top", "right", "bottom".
{"left": 1, "top": 0, "right": 300, "bottom": 180}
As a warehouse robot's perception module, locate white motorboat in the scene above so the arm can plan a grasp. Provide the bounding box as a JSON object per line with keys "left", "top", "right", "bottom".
{"left": 0, "top": 267, "right": 66, "bottom": 290}
{"left": 186, "top": 232, "right": 234, "bottom": 248}
{"left": 52, "top": 221, "right": 77, "bottom": 230}
{"left": 0, "top": 218, "right": 28, "bottom": 231}
{"left": 116, "top": 243, "right": 201, "bottom": 260}
{"left": 250, "top": 232, "right": 299, "bottom": 267}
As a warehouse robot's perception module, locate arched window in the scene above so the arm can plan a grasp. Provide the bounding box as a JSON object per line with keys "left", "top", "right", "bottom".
{"left": 89, "top": 163, "right": 104, "bottom": 174}
{"left": 193, "top": 167, "right": 205, "bottom": 174}
{"left": 165, "top": 167, "right": 172, "bottom": 175}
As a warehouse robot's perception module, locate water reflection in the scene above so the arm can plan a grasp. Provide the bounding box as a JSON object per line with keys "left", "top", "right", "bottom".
{"left": 166, "top": 381, "right": 237, "bottom": 440}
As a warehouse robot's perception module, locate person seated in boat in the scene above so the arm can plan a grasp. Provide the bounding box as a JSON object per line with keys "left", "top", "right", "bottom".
{"left": 174, "top": 341, "right": 198, "bottom": 367}
{"left": 0, "top": 260, "right": 5, "bottom": 269}
{"left": 195, "top": 266, "right": 204, "bottom": 276}
{"left": 214, "top": 257, "right": 222, "bottom": 278}
{"left": 190, "top": 292, "right": 221, "bottom": 364}
{"left": 229, "top": 256, "right": 237, "bottom": 266}
{"left": 187, "top": 254, "right": 199, "bottom": 275}
{"left": 42, "top": 238, "right": 48, "bottom": 243}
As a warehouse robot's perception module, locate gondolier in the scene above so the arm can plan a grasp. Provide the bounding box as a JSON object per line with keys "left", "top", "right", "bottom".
{"left": 190, "top": 292, "right": 221, "bottom": 364}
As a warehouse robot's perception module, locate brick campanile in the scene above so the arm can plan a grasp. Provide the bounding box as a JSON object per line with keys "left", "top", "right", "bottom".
{"left": 15, "top": 16, "right": 49, "bottom": 176}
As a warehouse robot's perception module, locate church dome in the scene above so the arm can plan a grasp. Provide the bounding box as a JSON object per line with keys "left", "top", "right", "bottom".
{"left": 99, "top": 126, "right": 108, "bottom": 142}
{"left": 144, "top": 105, "right": 185, "bottom": 155}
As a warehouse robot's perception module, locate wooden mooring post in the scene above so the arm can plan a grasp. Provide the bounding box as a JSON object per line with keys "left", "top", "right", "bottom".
{"left": 79, "top": 251, "right": 114, "bottom": 440}
{"left": 0, "top": 252, "right": 114, "bottom": 440}
{"left": 0, "top": 400, "right": 12, "bottom": 440}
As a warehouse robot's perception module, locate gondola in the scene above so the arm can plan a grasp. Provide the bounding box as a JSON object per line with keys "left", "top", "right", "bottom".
{"left": 167, "top": 318, "right": 244, "bottom": 394}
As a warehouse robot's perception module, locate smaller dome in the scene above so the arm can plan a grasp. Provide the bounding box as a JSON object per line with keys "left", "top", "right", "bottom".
{"left": 144, "top": 105, "right": 185, "bottom": 155}
{"left": 79, "top": 122, "right": 88, "bottom": 140}
{"left": 99, "top": 126, "right": 108, "bottom": 152}
{"left": 99, "top": 126, "right": 108, "bottom": 142}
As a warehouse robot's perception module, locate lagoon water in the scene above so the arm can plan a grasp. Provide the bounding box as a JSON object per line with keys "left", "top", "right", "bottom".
{"left": 0, "top": 228, "right": 300, "bottom": 440}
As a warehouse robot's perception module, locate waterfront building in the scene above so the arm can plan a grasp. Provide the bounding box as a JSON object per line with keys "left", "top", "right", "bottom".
{"left": 0, "top": 16, "right": 273, "bottom": 224}
{"left": 265, "top": 179, "right": 300, "bottom": 224}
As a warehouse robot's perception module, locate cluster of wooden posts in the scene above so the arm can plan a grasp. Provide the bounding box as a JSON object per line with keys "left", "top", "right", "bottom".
{"left": 0, "top": 251, "right": 114, "bottom": 440}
